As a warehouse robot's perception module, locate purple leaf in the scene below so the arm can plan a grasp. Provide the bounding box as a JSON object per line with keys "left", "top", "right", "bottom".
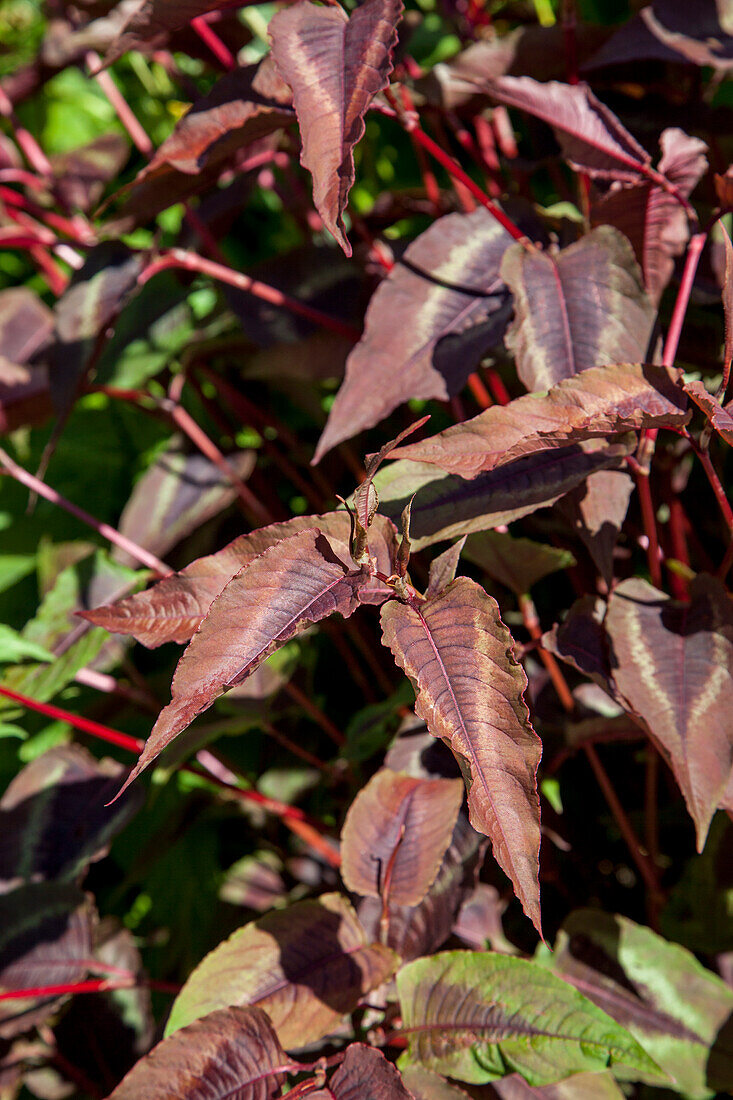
{"left": 314, "top": 208, "right": 514, "bottom": 459}
{"left": 585, "top": 0, "right": 733, "bottom": 73}
{"left": 685, "top": 381, "right": 733, "bottom": 444}
{"left": 269, "top": 0, "right": 403, "bottom": 255}
{"left": 557, "top": 468, "right": 634, "bottom": 585}
{"left": 326, "top": 1044, "right": 414, "bottom": 1100}
{"left": 103, "top": 0, "right": 245, "bottom": 64}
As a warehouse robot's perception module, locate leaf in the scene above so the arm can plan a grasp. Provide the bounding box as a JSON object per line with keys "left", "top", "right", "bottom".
{"left": 380, "top": 578, "right": 542, "bottom": 933}
{"left": 549, "top": 909, "right": 733, "bottom": 1098}
{"left": 0, "top": 625, "right": 53, "bottom": 665}
{"left": 109, "top": 1006, "right": 287, "bottom": 1099}
{"left": 165, "top": 893, "right": 396, "bottom": 1049}
{"left": 325, "top": 1044, "right": 414, "bottom": 1100}
{"left": 585, "top": 0, "right": 733, "bottom": 72}
{"left": 487, "top": 1071, "right": 627, "bottom": 1097}
{"left": 556, "top": 469, "right": 634, "bottom": 586}
{"left": 401, "top": 1065, "right": 475, "bottom": 1098}
{"left": 605, "top": 574, "right": 733, "bottom": 849}
{"left": 103, "top": 0, "right": 245, "bottom": 64}
{"left": 353, "top": 418, "right": 431, "bottom": 560}
{"left": 685, "top": 381, "right": 733, "bottom": 444}
{"left": 721, "top": 219, "right": 733, "bottom": 376}
{"left": 50, "top": 133, "right": 130, "bottom": 212}
{"left": 0, "top": 883, "right": 93, "bottom": 1039}
{"left": 396, "top": 950, "right": 664, "bottom": 1086}
{"left": 486, "top": 77, "right": 650, "bottom": 181}
{"left": 0, "top": 744, "right": 143, "bottom": 891}
{"left": 358, "top": 811, "right": 485, "bottom": 962}
{"left": 463, "top": 532, "right": 574, "bottom": 596}
{"left": 427, "top": 537, "right": 466, "bottom": 598}
{"left": 0, "top": 288, "right": 54, "bottom": 433}
{"left": 392, "top": 364, "right": 687, "bottom": 479}
{"left": 108, "top": 59, "right": 293, "bottom": 229}
{"left": 119, "top": 529, "right": 367, "bottom": 793}
{"left": 314, "top": 209, "right": 514, "bottom": 459}
{"left": 115, "top": 436, "right": 256, "bottom": 565}
{"left": 269, "top": 0, "right": 403, "bottom": 255}
{"left": 500, "top": 229, "right": 656, "bottom": 391}
{"left": 543, "top": 596, "right": 613, "bottom": 691}
{"left": 341, "top": 768, "right": 463, "bottom": 906}
{"left": 373, "top": 437, "right": 634, "bottom": 550}
{"left": 591, "top": 129, "right": 708, "bottom": 306}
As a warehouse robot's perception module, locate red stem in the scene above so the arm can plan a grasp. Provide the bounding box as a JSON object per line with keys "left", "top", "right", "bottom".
{"left": 190, "top": 15, "right": 236, "bottom": 70}
{"left": 0, "top": 84, "right": 52, "bottom": 176}
{"left": 634, "top": 467, "right": 663, "bottom": 589}
{"left": 86, "top": 53, "right": 153, "bottom": 156}
{"left": 139, "top": 250, "right": 361, "bottom": 341}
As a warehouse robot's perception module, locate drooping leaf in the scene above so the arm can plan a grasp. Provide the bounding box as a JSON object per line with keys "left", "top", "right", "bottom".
{"left": 380, "top": 578, "right": 542, "bottom": 932}
{"left": 82, "top": 511, "right": 397, "bottom": 647}
{"left": 392, "top": 363, "right": 687, "bottom": 479}
{"left": 269, "top": 0, "right": 403, "bottom": 255}
{"left": 325, "top": 1044, "right": 414, "bottom": 1100}
{"left": 373, "top": 437, "right": 634, "bottom": 550}
{"left": 109, "top": 1006, "right": 287, "bottom": 1100}
{"left": 108, "top": 59, "right": 293, "bottom": 229}
{"left": 396, "top": 950, "right": 664, "bottom": 1086}
{"left": 549, "top": 909, "right": 733, "bottom": 1098}
{"left": 591, "top": 129, "right": 708, "bottom": 306}
{"left": 102, "top": 0, "right": 244, "bottom": 64}
{"left": 165, "top": 893, "right": 396, "bottom": 1049}
{"left": 685, "top": 381, "right": 733, "bottom": 444}
{"left": 463, "top": 532, "right": 574, "bottom": 596}
{"left": 358, "top": 811, "right": 485, "bottom": 962}
{"left": 115, "top": 437, "right": 256, "bottom": 565}
{"left": 118, "top": 529, "right": 368, "bottom": 792}
{"left": 0, "top": 744, "right": 142, "bottom": 891}
{"left": 0, "top": 883, "right": 93, "bottom": 1039}
{"left": 556, "top": 469, "right": 634, "bottom": 585}
{"left": 50, "top": 133, "right": 130, "bottom": 212}
{"left": 341, "top": 768, "right": 463, "bottom": 906}
{"left": 585, "top": 0, "right": 733, "bottom": 72}
{"left": 314, "top": 209, "right": 513, "bottom": 459}
{"left": 605, "top": 574, "right": 733, "bottom": 848}
{"left": 500, "top": 230, "right": 655, "bottom": 391}
{"left": 486, "top": 77, "right": 650, "bottom": 181}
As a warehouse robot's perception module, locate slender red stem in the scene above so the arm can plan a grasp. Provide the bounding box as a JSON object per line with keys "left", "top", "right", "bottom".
{"left": 87, "top": 53, "right": 153, "bottom": 156}
{"left": 190, "top": 15, "right": 236, "bottom": 70}
{"left": 0, "top": 978, "right": 180, "bottom": 1002}
{"left": 0, "top": 84, "right": 52, "bottom": 176}
{"left": 634, "top": 468, "right": 663, "bottom": 589}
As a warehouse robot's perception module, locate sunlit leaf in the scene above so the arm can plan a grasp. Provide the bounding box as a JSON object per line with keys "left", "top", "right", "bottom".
{"left": 685, "top": 382, "right": 733, "bottom": 444}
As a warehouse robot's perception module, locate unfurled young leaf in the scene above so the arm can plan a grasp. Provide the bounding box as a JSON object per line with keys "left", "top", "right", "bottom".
{"left": 426, "top": 537, "right": 466, "bottom": 598}
{"left": 486, "top": 78, "right": 650, "bottom": 181}
{"left": 380, "top": 578, "right": 542, "bottom": 932}
{"left": 358, "top": 811, "right": 485, "bottom": 962}
{"left": 591, "top": 129, "right": 708, "bottom": 306}
{"left": 605, "top": 575, "right": 733, "bottom": 848}
{"left": 550, "top": 909, "right": 733, "bottom": 1098}
{"left": 341, "top": 768, "right": 463, "bottom": 905}
{"left": 108, "top": 59, "right": 293, "bottom": 229}
{"left": 556, "top": 469, "right": 634, "bottom": 585}
{"left": 392, "top": 364, "right": 687, "bottom": 479}
{"left": 501, "top": 230, "right": 655, "bottom": 391}
{"left": 269, "top": 0, "right": 403, "bottom": 255}
{"left": 324, "top": 1044, "right": 414, "bottom": 1100}
{"left": 396, "top": 950, "right": 663, "bottom": 1086}
{"left": 314, "top": 209, "right": 513, "bottom": 459}
{"left": 118, "top": 528, "right": 368, "bottom": 793}
{"left": 374, "top": 438, "right": 634, "bottom": 550}
{"left": 165, "top": 893, "right": 396, "bottom": 1048}
{"left": 464, "top": 532, "right": 574, "bottom": 595}
{"left": 109, "top": 1006, "right": 287, "bottom": 1099}
{"left": 82, "top": 511, "right": 397, "bottom": 647}
{"left": 685, "top": 381, "right": 733, "bottom": 444}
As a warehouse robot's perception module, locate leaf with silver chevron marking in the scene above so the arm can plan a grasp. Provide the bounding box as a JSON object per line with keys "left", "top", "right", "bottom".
{"left": 314, "top": 208, "right": 513, "bottom": 459}
{"left": 396, "top": 950, "right": 664, "bottom": 1086}
{"left": 269, "top": 0, "right": 403, "bottom": 256}
{"left": 486, "top": 77, "right": 651, "bottom": 181}
{"left": 109, "top": 1006, "right": 287, "bottom": 1100}
{"left": 501, "top": 229, "right": 655, "bottom": 392}
{"left": 372, "top": 437, "right": 635, "bottom": 550}
{"left": 605, "top": 574, "right": 733, "bottom": 849}
{"left": 116, "top": 529, "right": 367, "bottom": 796}
{"left": 380, "top": 578, "right": 542, "bottom": 933}
{"left": 392, "top": 363, "right": 687, "bottom": 479}
{"left": 341, "top": 768, "right": 464, "bottom": 905}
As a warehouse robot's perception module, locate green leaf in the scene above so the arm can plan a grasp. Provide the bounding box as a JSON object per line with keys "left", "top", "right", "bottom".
{"left": 463, "top": 532, "right": 575, "bottom": 595}
{"left": 396, "top": 950, "right": 664, "bottom": 1087}
{"left": 0, "top": 625, "right": 53, "bottom": 665}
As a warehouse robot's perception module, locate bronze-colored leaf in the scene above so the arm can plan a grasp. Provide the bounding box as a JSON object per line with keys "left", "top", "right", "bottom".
{"left": 605, "top": 574, "right": 733, "bottom": 848}
{"left": 0, "top": 287, "right": 54, "bottom": 433}
{"left": 380, "top": 579, "right": 542, "bottom": 932}
{"left": 426, "top": 537, "right": 466, "bottom": 598}
{"left": 314, "top": 209, "right": 513, "bottom": 459}
{"left": 556, "top": 469, "right": 634, "bottom": 585}
{"left": 341, "top": 767, "right": 463, "bottom": 905}
{"left": 109, "top": 1006, "right": 287, "bottom": 1099}
{"left": 543, "top": 595, "right": 613, "bottom": 691}
{"left": 501, "top": 229, "right": 655, "bottom": 391}
{"left": 685, "top": 381, "right": 733, "bottom": 444}
{"left": 103, "top": 0, "right": 244, "bottom": 64}
{"left": 585, "top": 0, "right": 733, "bottom": 72}
{"left": 464, "top": 531, "right": 575, "bottom": 596}
{"left": 119, "top": 529, "right": 367, "bottom": 793}
{"left": 326, "top": 1044, "right": 414, "bottom": 1100}
{"left": 165, "top": 893, "right": 396, "bottom": 1049}
{"left": 269, "top": 0, "right": 403, "bottom": 255}
{"left": 51, "top": 133, "right": 130, "bottom": 212}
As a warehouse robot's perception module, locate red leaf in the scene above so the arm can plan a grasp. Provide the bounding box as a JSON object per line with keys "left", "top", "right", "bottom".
{"left": 380, "top": 579, "right": 542, "bottom": 933}
{"left": 119, "top": 529, "right": 367, "bottom": 792}
{"left": 103, "top": 0, "right": 245, "bottom": 64}
{"left": 585, "top": 0, "right": 733, "bottom": 72}
{"left": 0, "top": 288, "right": 54, "bottom": 433}
{"left": 326, "top": 1044, "right": 414, "bottom": 1100}
{"left": 684, "top": 381, "right": 733, "bottom": 444}
{"left": 314, "top": 208, "right": 513, "bottom": 459}
{"left": 557, "top": 469, "right": 634, "bottom": 585}
{"left": 392, "top": 363, "right": 687, "bottom": 478}
{"left": 269, "top": 0, "right": 403, "bottom": 255}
